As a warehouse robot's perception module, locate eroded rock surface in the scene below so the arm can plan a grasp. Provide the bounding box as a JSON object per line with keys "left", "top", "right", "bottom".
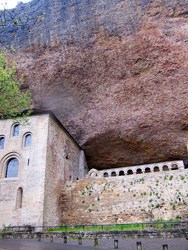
{"left": 1, "top": 0, "right": 188, "bottom": 169}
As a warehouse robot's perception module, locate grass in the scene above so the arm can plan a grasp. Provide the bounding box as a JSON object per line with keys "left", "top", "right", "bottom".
{"left": 48, "top": 223, "right": 144, "bottom": 232}
{"left": 48, "top": 219, "right": 182, "bottom": 232}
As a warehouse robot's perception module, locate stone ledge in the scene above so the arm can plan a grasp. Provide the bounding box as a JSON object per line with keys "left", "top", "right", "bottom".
{"left": 2, "top": 229, "right": 188, "bottom": 240}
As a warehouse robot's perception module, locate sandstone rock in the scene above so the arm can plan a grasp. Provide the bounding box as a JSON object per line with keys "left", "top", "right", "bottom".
{"left": 1, "top": 0, "right": 188, "bottom": 169}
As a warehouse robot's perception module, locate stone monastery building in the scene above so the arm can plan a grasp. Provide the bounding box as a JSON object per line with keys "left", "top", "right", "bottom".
{"left": 0, "top": 111, "right": 88, "bottom": 228}
{"left": 1, "top": 111, "right": 188, "bottom": 228}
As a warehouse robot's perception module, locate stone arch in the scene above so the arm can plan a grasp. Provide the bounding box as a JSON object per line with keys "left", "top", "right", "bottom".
{"left": 0, "top": 136, "right": 5, "bottom": 149}
{"left": 136, "top": 168, "right": 142, "bottom": 174}
{"left": 103, "top": 172, "right": 108, "bottom": 177}
{"left": 163, "top": 165, "right": 169, "bottom": 171}
{"left": 171, "top": 164, "right": 178, "bottom": 170}
{"left": 111, "top": 171, "right": 116, "bottom": 177}
{"left": 16, "top": 187, "right": 23, "bottom": 209}
{"left": 23, "top": 132, "right": 32, "bottom": 147}
{"left": 127, "top": 169, "right": 133, "bottom": 175}
{"left": 183, "top": 157, "right": 188, "bottom": 169}
{"left": 11, "top": 123, "right": 20, "bottom": 137}
{"left": 119, "top": 170, "right": 125, "bottom": 176}
{"left": 6, "top": 158, "right": 19, "bottom": 178}
{"left": 88, "top": 168, "right": 99, "bottom": 178}
{"left": 154, "top": 166, "right": 160, "bottom": 172}
{"left": 0, "top": 152, "right": 22, "bottom": 178}
{"left": 145, "top": 167, "right": 151, "bottom": 173}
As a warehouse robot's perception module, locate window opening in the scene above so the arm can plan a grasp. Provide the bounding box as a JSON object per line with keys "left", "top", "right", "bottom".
{"left": 171, "top": 164, "right": 178, "bottom": 170}
{"left": 127, "top": 169, "right": 133, "bottom": 175}
{"left": 28, "top": 159, "right": 30, "bottom": 166}
{"left": 103, "top": 172, "right": 108, "bottom": 177}
{"left": 183, "top": 157, "right": 188, "bottom": 169}
{"left": 0, "top": 137, "right": 5, "bottom": 149}
{"left": 136, "top": 169, "right": 142, "bottom": 174}
{"left": 145, "top": 167, "right": 151, "bottom": 173}
{"left": 163, "top": 165, "right": 169, "bottom": 171}
{"left": 13, "top": 125, "right": 19, "bottom": 136}
{"left": 16, "top": 187, "right": 23, "bottom": 209}
{"left": 6, "top": 158, "right": 19, "bottom": 178}
{"left": 119, "top": 170, "right": 125, "bottom": 176}
{"left": 111, "top": 171, "right": 116, "bottom": 177}
{"left": 25, "top": 134, "right": 32, "bottom": 147}
{"left": 154, "top": 166, "right": 160, "bottom": 172}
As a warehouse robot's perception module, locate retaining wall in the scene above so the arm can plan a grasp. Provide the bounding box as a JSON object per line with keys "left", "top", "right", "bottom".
{"left": 2, "top": 229, "right": 188, "bottom": 239}
{"left": 61, "top": 166, "right": 188, "bottom": 225}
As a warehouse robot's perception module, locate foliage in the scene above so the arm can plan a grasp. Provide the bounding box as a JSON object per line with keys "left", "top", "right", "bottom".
{"left": 48, "top": 219, "right": 182, "bottom": 232}
{"left": 0, "top": 1, "right": 45, "bottom": 45}
{"left": 48, "top": 223, "right": 145, "bottom": 232}
{"left": 0, "top": 50, "right": 32, "bottom": 121}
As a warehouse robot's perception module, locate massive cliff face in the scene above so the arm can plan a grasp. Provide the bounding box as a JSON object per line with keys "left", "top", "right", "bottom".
{"left": 1, "top": 0, "right": 188, "bottom": 169}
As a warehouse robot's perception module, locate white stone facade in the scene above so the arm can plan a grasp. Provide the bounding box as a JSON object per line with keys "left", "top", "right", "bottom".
{"left": 99, "top": 160, "right": 184, "bottom": 177}
{"left": 0, "top": 111, "right": 88, "bottom": 229}
{"left": 87, "top": 160, "right": 184, "bottom": 178}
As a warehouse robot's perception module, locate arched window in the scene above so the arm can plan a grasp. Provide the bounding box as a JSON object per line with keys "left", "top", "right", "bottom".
{"left": 111, "top": 171, "right": 116, "bottom": 177}
{"left": 13, "top": 124, "right": 19, "bottom": 136}
{"left": 154, "top": 166, "right": 160, "bottom": 172}
{"left": 119, "top": 170, "right": 125, "bottom": 176}
{"left": 127, "top": 169, "right": 133, "bottom": 175}
{"left": 0, "top": 137, "right": 5, "bottom": 149}
{"left": 24, "top": 134, "right": 32, "bottom": 147}
{"left": 163, "top": 165, "right": 169, "bottom": 171}
{"left": 145, "top": 167, "right": 151, "bottom": 173}
{"left": 171, "top": 164, "right": 178, "bottom": 170}
{"left": 6, "top": 158, "right": 19, "bottom": 178}
{"left": 16, "top": 187, "right": 23, "bottom": 209}
{"left": 104, "top": 172, "right": 108, "bottom": 177}
{"left": 136, "top": 168, "right": 142, "bottom": 174}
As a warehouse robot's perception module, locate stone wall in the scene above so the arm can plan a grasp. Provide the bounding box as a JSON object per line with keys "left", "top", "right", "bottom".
{"left": 0, "top": 112, "right": 88, "bottom": 229}
{"left": 43, "top": 113, "right": 87, "bottom": 226}
{"left": 2, "top": 228, "right": 188, "bottom": 239}
{"left": 98, "top": 160, "right": 184, "bottom": 177}
{"left": 61, "top": 165, "right": 188, "bottom": 225}
{"left": 0, "top": 114, "right": 49, "bottom": 228}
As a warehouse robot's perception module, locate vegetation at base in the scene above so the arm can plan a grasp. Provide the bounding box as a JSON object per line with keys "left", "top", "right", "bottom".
{"left": 48, "top": 224, "right": 144, "bottom": 232}
{"left": 48, "top": 219, "right": 181, "bottom": 232}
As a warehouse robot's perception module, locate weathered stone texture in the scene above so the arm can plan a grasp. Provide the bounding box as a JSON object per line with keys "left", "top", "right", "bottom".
{"left": 1, "top": 0, "right": 188, "bottom": 169}
{"left": 61, "top": 168, "right": 188, "bottom": 225}
{"left": 0, "top": 114, "right": 49, "bottom": 228}
{"left": 43, "top": 114, "right": 88, "bottom": 226}
{"left": 0, "top": 112, "right": 88, "bottom": 228}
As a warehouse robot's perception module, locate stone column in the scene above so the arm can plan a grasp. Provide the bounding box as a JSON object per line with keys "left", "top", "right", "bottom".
{"left": 137, "top": 242, "right": 142, "bottom": 250}
{"left": 114, "top": 239, "right": 118, "bottom": 249}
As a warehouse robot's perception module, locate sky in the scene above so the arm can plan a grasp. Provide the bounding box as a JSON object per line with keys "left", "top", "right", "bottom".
{"left": 0, "top": 0, "right": 31, "bottom": 9}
